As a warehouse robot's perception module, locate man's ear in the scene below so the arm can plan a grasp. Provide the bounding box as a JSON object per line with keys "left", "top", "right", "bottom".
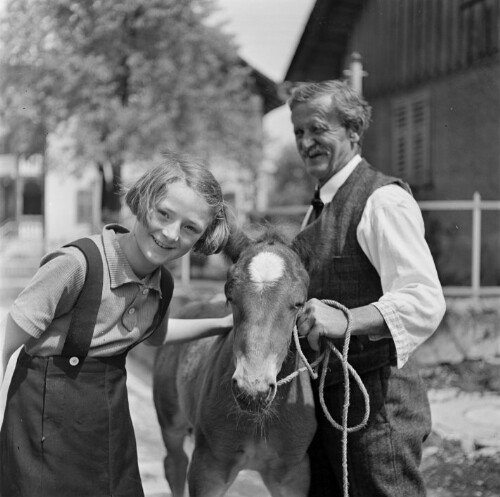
{"left": 350, "top": 131, "right": 360, "bottom": 143}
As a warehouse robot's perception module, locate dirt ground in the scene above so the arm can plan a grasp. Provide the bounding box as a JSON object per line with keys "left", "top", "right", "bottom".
{"left": 420, "top": 360, "right": 500, "bottom": 497}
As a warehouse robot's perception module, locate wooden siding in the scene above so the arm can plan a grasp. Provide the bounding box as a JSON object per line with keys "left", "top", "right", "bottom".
{"left": 363, "top": 63, "right": 500, "bottom": 200}
{"left": 345, "top": 0, "right": 499, "bottom": 97}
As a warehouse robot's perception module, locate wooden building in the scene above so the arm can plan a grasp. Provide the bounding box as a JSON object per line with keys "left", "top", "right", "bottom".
{"left": 286, "top": 0, "right": 499, "bottom": 200}
{"left": 285, "top": 0, "right": 500, "bottom": 287}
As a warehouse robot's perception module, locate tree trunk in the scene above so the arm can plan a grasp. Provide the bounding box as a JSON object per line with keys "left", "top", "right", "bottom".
{"left": 99, "top": 161, "right": 122, "bottom": 224}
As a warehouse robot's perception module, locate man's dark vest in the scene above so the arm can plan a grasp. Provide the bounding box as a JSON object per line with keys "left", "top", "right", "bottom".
{"left": 302, "top": 160, "right": 411, "bottom": 385}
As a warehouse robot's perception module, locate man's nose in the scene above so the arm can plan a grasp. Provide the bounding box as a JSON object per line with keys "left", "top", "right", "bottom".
{"left": 301, "top": 133, "right": 315, "bottom": 149}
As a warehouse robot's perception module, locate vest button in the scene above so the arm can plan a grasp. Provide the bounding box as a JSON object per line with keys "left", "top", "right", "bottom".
{"left": 69, "top": 356, "right": 79, "bottom": 366}
{"left": 128, "top": 308, "right": 136, "bottom": 315}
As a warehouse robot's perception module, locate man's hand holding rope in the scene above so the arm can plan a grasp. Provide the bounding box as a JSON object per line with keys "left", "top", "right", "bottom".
{"left": 297, "top": 298, "right": 392, "bottom": 349}
{"left": 296, "top": 298, "right": 349, "bottom": 348}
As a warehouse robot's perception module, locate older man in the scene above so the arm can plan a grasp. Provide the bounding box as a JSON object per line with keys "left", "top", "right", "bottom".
{"left": 291, "top": 80, "right": 445, "bottom": 497}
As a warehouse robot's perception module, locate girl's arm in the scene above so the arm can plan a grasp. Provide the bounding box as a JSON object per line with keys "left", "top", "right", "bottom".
{"left": 1, "top": 314, "right": 31, "bottom": 385}
{"left": 163, "top": 314, "right": 233, "bottom": 344}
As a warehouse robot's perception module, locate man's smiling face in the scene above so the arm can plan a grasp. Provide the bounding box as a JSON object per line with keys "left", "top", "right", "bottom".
{"left": 291, "top": 94, "right": 359, "bottom": 185}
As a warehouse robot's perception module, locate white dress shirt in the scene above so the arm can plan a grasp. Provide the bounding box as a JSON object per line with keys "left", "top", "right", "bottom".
{"left": 304, "top": 155, "right": 446, "bottom": 368}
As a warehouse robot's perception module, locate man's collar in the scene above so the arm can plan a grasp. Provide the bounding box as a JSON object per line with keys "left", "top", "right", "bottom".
{"left": 319, "top": 155, "right": 362, "bottom": 204}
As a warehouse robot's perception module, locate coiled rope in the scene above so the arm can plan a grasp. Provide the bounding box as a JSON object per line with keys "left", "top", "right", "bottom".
{"left": 277, "top": 299, "right": 370, "bottom": 497}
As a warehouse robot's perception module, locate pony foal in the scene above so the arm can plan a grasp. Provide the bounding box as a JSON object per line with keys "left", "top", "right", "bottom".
{"left": 153, "top": 229, "right": 317, "bottom": 497}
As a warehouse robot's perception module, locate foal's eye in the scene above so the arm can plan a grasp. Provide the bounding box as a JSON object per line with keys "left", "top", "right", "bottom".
{"left": 293, "top": 302, "right": 305, "bottom": 310}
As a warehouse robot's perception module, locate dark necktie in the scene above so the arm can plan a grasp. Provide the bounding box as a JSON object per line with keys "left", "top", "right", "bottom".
{"left": 310, "top": 184, "right": 324, "bottom": 222}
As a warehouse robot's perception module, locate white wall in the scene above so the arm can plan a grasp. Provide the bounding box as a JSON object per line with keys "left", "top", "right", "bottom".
{"left": 45, "top": 168, "right": 101, "bottom": 250}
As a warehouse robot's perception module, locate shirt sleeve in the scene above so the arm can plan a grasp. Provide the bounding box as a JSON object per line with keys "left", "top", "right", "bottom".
{"left": 357, "top": 184, "right": 446, "bottom": 368}
{"left": 10, "top": 247, "right": 87, "bottom": 339}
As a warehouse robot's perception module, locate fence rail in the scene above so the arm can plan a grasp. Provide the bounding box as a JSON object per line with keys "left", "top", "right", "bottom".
{"left": 2, "top": 193, "right": 499, "bottom": 301}
{"left": 256, "top": 191, "right": 500, "bottom": 301}
{"left": 419, "top": 192, "right": 500, "bottom": 300}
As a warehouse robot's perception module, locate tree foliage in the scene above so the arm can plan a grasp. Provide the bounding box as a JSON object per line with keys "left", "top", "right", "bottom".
{"left": 0, "top": 0, "right": 261, "bottom": 217}
{"left": 270, "top": 141, "right": 315, "bottom": 207}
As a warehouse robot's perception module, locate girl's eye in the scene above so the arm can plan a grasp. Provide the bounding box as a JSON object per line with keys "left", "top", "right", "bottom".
{"left": 156, "top": 209, "right": 169, "bottom": 219}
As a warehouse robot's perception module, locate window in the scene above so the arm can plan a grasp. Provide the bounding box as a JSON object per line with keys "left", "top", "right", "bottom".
{"left": 76, "top": 190, "right": 93, "bottom": 224}
{"left": 22, "top": 179, "right": 42, "bottom": 215}
{"left": 391, "top": 93, "right": 431, "bottom": 188}
{"left": 460, "top": 0, "right": 497, "bottom": 61}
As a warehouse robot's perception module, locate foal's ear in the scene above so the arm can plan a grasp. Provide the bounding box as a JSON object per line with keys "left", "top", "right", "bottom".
{"left": 222, "top": 225, "right": 251, "bottom": 263}
{"left": 291, "top": 230, "right": 320, "bottom": 273}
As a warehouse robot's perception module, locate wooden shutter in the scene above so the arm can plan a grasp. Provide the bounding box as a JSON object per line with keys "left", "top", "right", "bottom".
{"left": 392, "top": 92, "right": 430, "bottom": 187}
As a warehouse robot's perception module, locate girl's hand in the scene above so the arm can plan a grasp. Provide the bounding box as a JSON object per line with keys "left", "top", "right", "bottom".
{"left": 220, "top": 313, "right": 233, "bottom": 330}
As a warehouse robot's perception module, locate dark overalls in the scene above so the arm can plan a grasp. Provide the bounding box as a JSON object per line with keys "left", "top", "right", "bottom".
{"left": 0, "top": 238, "right": 173, "bottom": 497}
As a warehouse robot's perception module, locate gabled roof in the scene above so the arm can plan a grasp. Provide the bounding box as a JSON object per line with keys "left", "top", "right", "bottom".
{"left": 285, "top": 0, "right": 366, "bottom": 82}
{"left": 237, "top": 58, "right": 284, "bottom": 114}
{"left": 249, "top": 66, "right": 285, "bottom": 114}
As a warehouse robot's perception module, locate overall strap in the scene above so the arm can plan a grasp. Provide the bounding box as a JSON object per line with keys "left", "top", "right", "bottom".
{"left": 61, "top": 238, "right": 104, "bottom": 358}
{"left": 127, "top": 266, "right": 174, "bottom": 351}
{"left": 158, "top": 266, "right": 174, "bottom": 322}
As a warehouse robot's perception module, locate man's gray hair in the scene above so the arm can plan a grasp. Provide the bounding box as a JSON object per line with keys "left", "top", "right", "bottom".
{"left": 288, "top": 80, "right": 372, "bottom": 138}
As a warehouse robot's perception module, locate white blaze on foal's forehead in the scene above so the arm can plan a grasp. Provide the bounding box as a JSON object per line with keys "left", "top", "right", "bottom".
{"left": 248, "top": 251, "right": 285, "bottom": 291}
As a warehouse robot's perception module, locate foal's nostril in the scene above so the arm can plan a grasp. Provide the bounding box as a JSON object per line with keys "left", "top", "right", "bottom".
{"left": 231, "top": 377, "right": 239, "bottom": 395}
{"left": 231, "top": 377, "right": 277, "bottom": 412}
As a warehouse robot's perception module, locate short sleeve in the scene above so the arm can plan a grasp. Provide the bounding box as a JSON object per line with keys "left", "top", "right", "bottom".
{"left": 10, "top": 247, "right": 87, "bottom": 338}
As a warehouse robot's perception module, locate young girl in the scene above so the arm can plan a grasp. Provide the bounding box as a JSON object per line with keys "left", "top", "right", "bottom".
{"left": 0, "top": 154, "right": 232, "bottom": 497}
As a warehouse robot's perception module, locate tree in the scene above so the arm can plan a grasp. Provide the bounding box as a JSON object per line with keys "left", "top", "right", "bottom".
{"left": 270, "top": 141, "right": 315, "bottom": 207}
{"left": 0, "top": 0, "right": 261, "bottom": 221}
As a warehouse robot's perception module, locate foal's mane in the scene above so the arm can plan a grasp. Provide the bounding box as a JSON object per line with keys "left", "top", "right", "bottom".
{"left": 253, "top": 225, "right": 291, "bottom": 246}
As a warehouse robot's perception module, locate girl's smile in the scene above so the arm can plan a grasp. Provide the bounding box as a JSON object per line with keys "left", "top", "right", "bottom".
{"left": 151, "top": 235, "right": 173, "bottom": 249}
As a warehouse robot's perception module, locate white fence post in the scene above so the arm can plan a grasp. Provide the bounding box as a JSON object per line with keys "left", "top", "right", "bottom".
{"left": 181, "top": 254, "right": 190, "bottom": 286}
{"left": 471, "top": 191, "right": 482, "bottom": 303}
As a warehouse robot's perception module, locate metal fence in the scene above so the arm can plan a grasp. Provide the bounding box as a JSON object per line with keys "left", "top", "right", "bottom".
{"left": 419, "top": 192, "right": 500, "bottom": 299}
